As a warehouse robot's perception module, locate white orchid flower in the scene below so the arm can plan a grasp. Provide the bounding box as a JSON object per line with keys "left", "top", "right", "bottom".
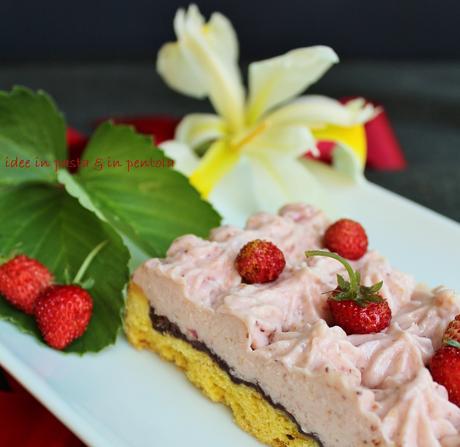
{"left": 157, "top": 4, "right": 376, "bottom": 216}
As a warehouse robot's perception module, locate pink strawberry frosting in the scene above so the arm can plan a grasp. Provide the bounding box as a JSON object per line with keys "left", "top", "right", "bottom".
{"left": 133, "top": 203, "right": 460, "bottom": 447}
{"left": 349, "top": 324, "right": 434, "bottom": 389}
{"left": 374, "top": 370, "right": 460, "bottom": 446}
{"left": 394, "top": 286, "right": 460, "bottom": 350}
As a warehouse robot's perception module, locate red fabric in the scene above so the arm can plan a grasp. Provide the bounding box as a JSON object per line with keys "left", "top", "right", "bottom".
{"left": 96, "top": 115, "right": 181, "bottom": 145}
{"left": 0, "top": 371, "right": 85, "bottom": 447}
{"left": 341, "top": 96, "right": 407, "bottom": 170}
{"left": 0, "top": 102, "right": 405, "bottom": 447}
{"left": 364, "top": 108, "right": 407, "bottom": 170}
{"left": 66, "top": 128, "right": 89, "bottom": 173}
{"left": 313, "top": 141, "right": 335, "bottom": 164}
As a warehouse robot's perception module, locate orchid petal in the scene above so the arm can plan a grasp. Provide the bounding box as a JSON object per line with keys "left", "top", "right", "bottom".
{"left": 159, "top": 140, "right": 199, "bottom": 176}
{"left": 246, "top": 46, "right": 338, "bottom": 123}
{"left": 156, "top": 42, "right": 207, "bottom": 98}
{"left": 173, "top": 7, "right": 186, "bottom": 37}
{"left": 206, "top": 12, "right": 239, "bottom": 63}
{"left": 244, "top": 124, "right": 316, "bottom": 158}
{"left": 208, "top": 157, "right": 261, "bottom": 226}
{"left": 173, "top": 5, "right": 203, "bottom": 37}
{"left": 209, "top": 152, "right": 359, "bottom": 224}
{"left": 331, "top": 144, "right": 364, "bottom": 180}
{"left": 183, "top": 24, "right": 244, "bottom": 131}
{"left": 176, "top": 113, "right": 227, "bottom": 149}
{"left": 301, "top": 145, "right": 364, "bottom": 188}
{"left": 266, "top": 96, "right": 372, "bottom": 170}
{"left": 184, "top": 4, "right": 204, "bottom": 28}
{"left": 267, "top": 95, "right": 377, "bottom": 129}
{"left": 156, "top": 5, "right": 245, "bottom": 131}
{"left": 249, "top": 152, "right": 326, "bottom": 214}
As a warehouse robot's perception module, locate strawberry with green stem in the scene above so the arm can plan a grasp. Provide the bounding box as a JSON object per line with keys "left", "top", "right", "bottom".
{"left": 430, "top": 314, "right": 460, "bottom": 407}
{"left": 305, "top": 250, "right": 391, "bottom": 334}
{"left": 443, "top": 315, "right": 460, "bottom": 349}
{"left": 35, "top": 241, "right": 107, "bottom": 350}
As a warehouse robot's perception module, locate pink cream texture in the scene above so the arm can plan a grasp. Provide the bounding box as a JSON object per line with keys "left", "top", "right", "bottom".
{"left": 133, "top": 203, "right": 460, "bottom": 447}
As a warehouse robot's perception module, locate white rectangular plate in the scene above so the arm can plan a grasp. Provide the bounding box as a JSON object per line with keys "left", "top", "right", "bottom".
{"left": 1, "top": 180, "right": 459, "bottom": 447}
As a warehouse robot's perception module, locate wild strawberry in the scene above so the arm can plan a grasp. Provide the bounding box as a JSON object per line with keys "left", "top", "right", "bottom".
{"left": 443, "top": 314, "right": 460, "bottom": 347}
{"left": 235, "top": 239, "right": 285, "bottom": 284}
{"left": 327, "top": 298, "right": 391, "bottom": 335}
{"left": 306, "top": 250, "right": 391, "bottom": 334}
{"left": 0, "top": 255, "right": 53, "bottom": 314}
{"left": 35, "top": 285, "right": 93, "bottom": 350}
{"left": 324, "top": 218, "right": 368, "bottom": 260}
{"left": 430, "top": 346, "right": 460, "bottom": 406}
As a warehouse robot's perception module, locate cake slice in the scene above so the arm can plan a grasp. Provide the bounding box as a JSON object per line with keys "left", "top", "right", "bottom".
{"left": 125, "top": 203, "right": 460, "bottom": 447}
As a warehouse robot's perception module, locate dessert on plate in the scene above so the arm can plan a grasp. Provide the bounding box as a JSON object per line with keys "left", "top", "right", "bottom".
{"left": 124, "top": 203, "right": 460, "bottom": 447}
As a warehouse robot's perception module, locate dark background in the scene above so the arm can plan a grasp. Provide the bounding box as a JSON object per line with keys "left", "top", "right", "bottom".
{"left": 0, "top": 0, "right": 459, "bottom": 221}
{"left": 2, "top": 0, "right": 460, "bottom": 62}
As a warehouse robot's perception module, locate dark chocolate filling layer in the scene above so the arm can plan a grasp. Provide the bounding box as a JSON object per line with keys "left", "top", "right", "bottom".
{"left": 149, "top": 307, "right": 324, "bottom": 447}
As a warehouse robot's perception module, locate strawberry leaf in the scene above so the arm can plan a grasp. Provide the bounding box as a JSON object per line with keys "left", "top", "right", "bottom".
{"left": 306, "top": 251, "right": 385, "bottom": 308}
{"left": 337, "top": 274, "right": 348, "bottom": 290}
{"left": 0, "top": 184, "right": 130, "bottom": 353}
{"left": 59, "top": 121, "right": 221, "bottom": 257}
{"left": 0, "top": 87, "right": 66, "bottom": 186}
{"left": 0, "top": 87, "right": 221, "bottom": 354}
{"left": 368, "top": 281, "right": 383, "bottom": 293}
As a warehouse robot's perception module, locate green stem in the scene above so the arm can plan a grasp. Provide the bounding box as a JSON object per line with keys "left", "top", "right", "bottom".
{"left": 305, "top": 250, "right": 358, "bottom": 291}
{"left": 73, "top": 240, "right": 108, "bottom": 285}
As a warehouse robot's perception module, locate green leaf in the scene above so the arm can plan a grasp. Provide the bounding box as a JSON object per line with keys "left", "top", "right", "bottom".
{"left": 369, "top": 281, "right": 383, "bottom": 293}
{"left": 0, "top": 87, "right": 66, "bottom": 185}
{"left": 336, "top": 274, "right": 348, "bottom": 291}
{"left": 0, "top": 184, "right": 130, "bottom": 353}
{"left": 60, "top": 121, "right": 221, "bottom": 257}
{"left": 333, "top": 291, "right": 353, "bottom": 302}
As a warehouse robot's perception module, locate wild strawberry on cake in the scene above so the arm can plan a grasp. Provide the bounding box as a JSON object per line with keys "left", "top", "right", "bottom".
{"left": 124, "top": 203, "right": 460, "bottom": 447}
